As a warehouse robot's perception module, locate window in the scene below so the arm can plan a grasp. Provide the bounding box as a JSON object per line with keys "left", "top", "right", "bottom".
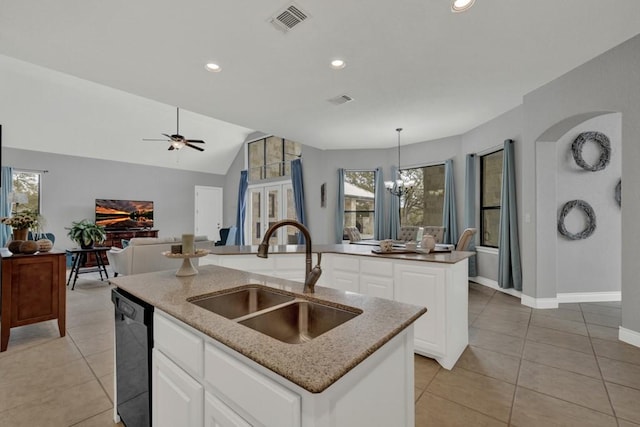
{"left": 248, "top": 137, "right": 301, "bottom": 182}
{"left": 399, "top": 164, "right": 445, "bottom": 227}
{"left": 12, "top": 170, "right": 41, "bottom": 214}
{"left": 480, "top": 150, "right": 503, "bottom": 247}
{"left": 344, "top": 171, "right": 376, "bottom": 239}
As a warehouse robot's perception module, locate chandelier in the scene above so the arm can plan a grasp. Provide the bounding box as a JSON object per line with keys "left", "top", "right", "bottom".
{"left": 384, "top": 128, "right": 415, "bottom": 197}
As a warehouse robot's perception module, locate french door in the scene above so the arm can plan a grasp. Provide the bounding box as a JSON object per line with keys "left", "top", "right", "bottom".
{"left": 247, "top": 182, "right": 298, "bottom": 246}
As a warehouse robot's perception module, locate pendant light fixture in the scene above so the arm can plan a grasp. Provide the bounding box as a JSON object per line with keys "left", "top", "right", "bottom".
{"left": 385, "top": 128, "right": 415, "bottom": 197}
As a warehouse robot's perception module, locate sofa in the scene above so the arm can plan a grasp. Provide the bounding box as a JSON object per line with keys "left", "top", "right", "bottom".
{"left": 106, "top": 235, "right": 214, "bottom": 276}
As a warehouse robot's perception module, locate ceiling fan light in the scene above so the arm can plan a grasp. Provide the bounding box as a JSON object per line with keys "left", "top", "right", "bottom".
{"left": 330, "top": 59, "right": 346, "bottom": 70}
{"left": 205, "top": 62, "right": 221, "bottom": 72}
{"left": 451, "top": 0, "right": 475, "bottom": 13}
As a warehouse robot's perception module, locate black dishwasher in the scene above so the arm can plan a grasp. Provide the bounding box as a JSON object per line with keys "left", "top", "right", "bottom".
{"left": 112, "top": 288, "right": 154, "bottom": 427}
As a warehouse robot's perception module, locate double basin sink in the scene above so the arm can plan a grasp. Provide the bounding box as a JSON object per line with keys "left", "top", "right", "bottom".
{"left": 188, "top": 285, "right": 361, "bottom": 344}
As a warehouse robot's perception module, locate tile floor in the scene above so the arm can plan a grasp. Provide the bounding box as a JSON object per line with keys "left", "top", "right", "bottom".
{"left": 1, "top": 274, "right": 640, "bottom": 426}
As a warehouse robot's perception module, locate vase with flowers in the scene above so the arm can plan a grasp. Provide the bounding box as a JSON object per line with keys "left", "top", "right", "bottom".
{"left": 1, "top": 209, "right": 41, "bottom": 241}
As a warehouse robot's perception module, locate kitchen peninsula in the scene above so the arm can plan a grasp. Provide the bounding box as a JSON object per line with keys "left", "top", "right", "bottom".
{"left": 111, "top": 264, "right": 426, "bottom": 427}
{"left": 203, "top": 244, "right": 472, "bottom": 370}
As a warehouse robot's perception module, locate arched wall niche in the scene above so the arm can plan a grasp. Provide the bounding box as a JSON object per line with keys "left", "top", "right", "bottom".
{"left": 535, "top": 111, "right": 621, "bottom": 302}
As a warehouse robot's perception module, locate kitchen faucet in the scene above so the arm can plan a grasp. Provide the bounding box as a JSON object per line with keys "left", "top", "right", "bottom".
{"left": 257, "top": 219, "right": 322, "bottom": 293}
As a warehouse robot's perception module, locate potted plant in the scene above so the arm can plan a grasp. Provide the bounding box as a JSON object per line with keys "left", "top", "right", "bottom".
{"left": 1, "top": 209, "right": 41, "bottom": 241}
{"left": 66, "top": 219, "right": 106, "bottom": 249}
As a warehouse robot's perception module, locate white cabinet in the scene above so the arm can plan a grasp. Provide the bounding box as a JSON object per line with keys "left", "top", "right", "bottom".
{"left": 153, "top": 349, "right": 204, "bottom": 427}
{"left": 330, "top": 255, "right": 360, "bottom": 293}
{"left": 204, "top": 391, "right": 251, "bottom": 427}
{"left": 394, "top": 259, "right": 468, "bottom": 369}
{"left": 360, "top": 258, "right": 394, "bottom": 299}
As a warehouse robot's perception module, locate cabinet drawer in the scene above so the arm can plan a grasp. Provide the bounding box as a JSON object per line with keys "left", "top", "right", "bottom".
{"left": 155, "top": 312, "right": 204, "bottom": 378}
{"left": 332, "top": 255, "right": 359, "bottom": 272}
{"left": 360, "top": 258, "right": 394, "bottom": 277}
{"left": 205, "top": 344, "right": 300, "bottom": 427}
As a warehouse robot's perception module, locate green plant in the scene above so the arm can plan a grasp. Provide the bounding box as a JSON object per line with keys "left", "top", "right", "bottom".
{"left": 66, "top": 219, "right": 106, "bottom": 248}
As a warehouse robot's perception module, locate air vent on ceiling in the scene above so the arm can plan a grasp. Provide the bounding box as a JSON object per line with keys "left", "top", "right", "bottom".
{"left": 328, "top": 94, "right": 354, "bottom": 106}
{"left": 270, "top": 4, "right": 309, "bottom": 33}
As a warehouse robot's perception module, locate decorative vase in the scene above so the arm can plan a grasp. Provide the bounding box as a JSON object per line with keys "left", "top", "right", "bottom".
{"left": 8, "top": 240, "right": 24, "bottom": 254}
{"left": 420, "top": 234, "right": 436, "bottom": 253}
{"left": 37, "top": 238, "right": 53, "bottom": 252}
{"left": 80, "top": 240, "right": 94, "bottom": 249}
{"left": 13, "top": 228, "right": 28, "bottom": 241}
{"left": 19, "top": 240, "right": 39, "bottom": 255}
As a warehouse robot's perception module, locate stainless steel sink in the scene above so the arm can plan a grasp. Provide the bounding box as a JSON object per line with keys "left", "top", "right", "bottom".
{"left": 238, "top": 300, "right": 361, "bottom": 344}
{"left": 189, "top": 286, "right": 294, "bottom": 320}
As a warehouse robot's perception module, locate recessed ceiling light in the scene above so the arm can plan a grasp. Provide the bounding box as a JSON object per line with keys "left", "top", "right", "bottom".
{"left": 451, "top": 0, "right": 475, "bottom": 12}
{"left": 205, "top": 62, "right": 221, "bottom": 72}
{"left": 330, "top": 59, "right": 346, "bottom": 70}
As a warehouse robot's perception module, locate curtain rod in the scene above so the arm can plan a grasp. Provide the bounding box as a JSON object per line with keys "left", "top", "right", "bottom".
{"left": 13, "top": 167, "right": 49, "bottom": 174}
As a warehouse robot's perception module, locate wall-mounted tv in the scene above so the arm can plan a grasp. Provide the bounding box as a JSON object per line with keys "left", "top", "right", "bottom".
{"left": 95, "top": 199, "right": 154, "bottom": 230}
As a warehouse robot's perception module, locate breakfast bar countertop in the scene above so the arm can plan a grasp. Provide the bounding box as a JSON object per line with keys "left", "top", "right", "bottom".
{"left": 209, "top": 243, "right": 474, "bottom": 264}
{"left": 110, "top": 264, "right": 426, "bottom": 393}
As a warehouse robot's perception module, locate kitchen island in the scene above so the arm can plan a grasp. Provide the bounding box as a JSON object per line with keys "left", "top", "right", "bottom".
{"left": 203, "top": 244, "right": 472, "bottom": 369}
{"left": 111, "top": 264, "right": 426, "bottom": 427}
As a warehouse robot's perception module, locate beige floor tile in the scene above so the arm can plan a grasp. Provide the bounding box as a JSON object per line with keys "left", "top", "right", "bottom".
{"left": 526, "top": 325, "right": 594, "bottom": 354}
{"left": 517, "top": 360, "right": 613, "bottom": 415}
{"left": 587, "top": 323, "right": 620, "bottom": 342}
{"left": 606, "top": 382, "right": 640, "bottom": 424}
{"left": 98, "top": 372, "right": 115, "bottom": 403}
{"left": 485, "top": 299, "right": 532, "bottom": 314}
{"left": 558, "top": 302, "right": 582, "bottom": 311}
{"left": 414, "top": 354, "right": 441, "bottom": 390}
{"left": 1, "top": 379, "right": 112, "bottom": 427}
{"left": 592, "top": 337, "right": 640, "bottom": 366}
{"left": 533, "top": 307, "right": 585, "bottom": 322}
{"left": 0, "top": 321, "right": 62, "bottom": 356}
{"left": 618, "top": 419, "right": 640, "bottom": 427}
{"left": 455, "top": 346, "right": 520, "bottom": 384}
{"left": 581, "top": 303, "right": 622, "bottom": 317}
{"left": 469, "top": 282, "right": 497, "bottom": 297}
{"left": 0, "top": 357, "right": 95, "bottom": 413}
{"left": 522, "top": 340, "right": 600, "bottom": 378}
{"left": 469, "top": 327, "right": 525, "bottom": 358}
{"left": 72, "top": 330, "right": 115, "bottom": 357}
{"left": 427, "top": 367, "right": 515, "bottom": 421}
{"left": 414, "top": 387, "right": 423, "bottom": 402}
{"left": 415, "top": 392, "right": 507, "bottom": 427}
{"left": 598, "top": 356, "right": 640, "bottom": 390}
{"left": 70, "top": 408, "right": 123, "bottom": 426}
{"left": 510, "top": 386, "right": 617, "bottom": 427}
{"left": 68, "top": 319, "right": 115, "bottom": 342}
{"left": 475, "top": 307, "right": 531, "bottom": 324}
{"left": 86, "top": 348, "right": 115, "bottom": 378}
{"left": 468, "top": 313, "right": 479, "bottom": 325}
{"left": 471, "top": 316, "right": 529, "bottom": 338}
{"left": 583, "top": 311, "right": 621, "bottom": 328}
{"left": 469, "top": 300, "right": 490, "bottom": 315}
{"left": 530, "top": 313, "right": 589, "bottom": 336}
{"left": 66, "top": 307, "right": 114, "bottom": 330}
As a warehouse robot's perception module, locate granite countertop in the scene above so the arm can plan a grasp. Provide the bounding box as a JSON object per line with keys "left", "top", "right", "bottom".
{"left": 110, "top": 265, "right": 426, "bottom": 393}
{"left": 210, "top": 243, "right": 473, "bottom": 264}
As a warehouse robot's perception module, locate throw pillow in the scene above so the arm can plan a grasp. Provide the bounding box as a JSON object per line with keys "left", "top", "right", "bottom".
{"left": 121, "top": 239, "right": 130, "bottom": 248}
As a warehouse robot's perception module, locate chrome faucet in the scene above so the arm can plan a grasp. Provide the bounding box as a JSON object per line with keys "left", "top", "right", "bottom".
{"left": 257, "top": 219, "right": 322, "bottom": 293}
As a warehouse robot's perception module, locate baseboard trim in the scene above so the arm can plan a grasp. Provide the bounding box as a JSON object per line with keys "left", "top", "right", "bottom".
{"left": 557, "top": 291, "right": 621, "bottom": 303}
{"left": 469, "top": 276, "right": 522, "bottom": 298}
{"left": 521, "top": 295, "right": 558, "bottom": 309}
{"left": 619, "top": 327, "right": 640, "bottom": 348}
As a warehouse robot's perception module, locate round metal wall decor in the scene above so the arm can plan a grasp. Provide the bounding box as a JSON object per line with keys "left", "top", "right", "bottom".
{"left": 558, "top": 200, "right": 597, "bottom": 240}
{"left": 615, "top": 179, "right": 621, "bottom": 207}
{"left": 571, "top": 131, "right": 611, "bottom": 172}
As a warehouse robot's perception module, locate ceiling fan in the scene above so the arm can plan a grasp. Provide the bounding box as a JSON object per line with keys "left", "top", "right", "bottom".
{"left": 143, "top": 107, "right": 205, "bottom": 151}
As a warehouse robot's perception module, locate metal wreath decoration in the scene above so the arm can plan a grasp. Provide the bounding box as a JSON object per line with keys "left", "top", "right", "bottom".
{"left": 571, "top": 131, "right": 611, "bottom": 172}
{"left": 558, "top": 200, "right": 597, "bottom": 240}
{"left": 615, "top": 179, "right": 621, "bottom": 207}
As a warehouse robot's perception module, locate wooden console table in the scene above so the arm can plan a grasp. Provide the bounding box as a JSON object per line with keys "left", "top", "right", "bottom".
{"left": 1, "top": 250, "right": 66, "bottom": 352}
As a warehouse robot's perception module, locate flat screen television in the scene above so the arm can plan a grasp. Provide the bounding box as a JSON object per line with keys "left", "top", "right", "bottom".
{"left": 95, "top": 199, "right": 154, "bottom": 230}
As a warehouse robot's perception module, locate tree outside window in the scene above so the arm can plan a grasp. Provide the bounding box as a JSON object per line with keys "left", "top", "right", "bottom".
{"left": 480, "top": 150, "right": 503, "bottom": 247}
{"left": 399, "top": 164, "right": 445, "bottom": 227}
{"left": 12, "top": 171, "right": 41, "bottom": 214}
{"left": 343, "top": 171, "right": 375, "bottom": 239}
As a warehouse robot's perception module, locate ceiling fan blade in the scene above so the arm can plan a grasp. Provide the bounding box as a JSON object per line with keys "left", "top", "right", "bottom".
{"left": 185, "top": 142, "right": 205, "bottom": 152}
{"left": 143, "top": 138, "right": 170, "bottom": 141}
{"left": 162, "top": 133, "right": 175, "bottom": 140}
{"left": 186, "top": 139, "right": 205, "bottom": 144}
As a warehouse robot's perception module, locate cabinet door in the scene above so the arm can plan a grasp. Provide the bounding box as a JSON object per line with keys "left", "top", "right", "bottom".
{"left": 153, "top": 349, "right": 203, "bottom": 427}
{"left": 332, "top": 270, "right": 360, "bottom": 293}
{"left": 204, "top": 391, "right": 251, "bottom": 427}
{"left": 394, "top": 263, "right": 446, "bottom": 356}
{"left": 360, "top": 275, "right": 394, "bottom": 299}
